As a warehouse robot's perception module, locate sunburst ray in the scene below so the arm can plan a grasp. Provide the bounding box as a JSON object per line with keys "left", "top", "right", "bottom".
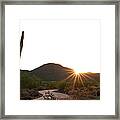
{"left": 79, "top": 74, "right": 84, "bottom": 87}
{"left": 62, "top": 69, "right": 93, "bottom": 90}
{"left": 82, "top": 73, "right": 94, "bottom": 80}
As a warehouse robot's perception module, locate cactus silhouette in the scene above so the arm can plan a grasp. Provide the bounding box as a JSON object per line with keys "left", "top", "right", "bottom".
{"left": 20, "top": 31, "right": 24, "bottom": 57}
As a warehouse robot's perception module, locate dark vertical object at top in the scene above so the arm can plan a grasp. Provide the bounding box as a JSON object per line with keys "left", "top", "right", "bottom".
{"left": 20, "top": 31, "right": 24, "bottom": 57}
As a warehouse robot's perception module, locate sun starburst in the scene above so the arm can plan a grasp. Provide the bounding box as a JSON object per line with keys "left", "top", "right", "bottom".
{"left": 63, "top": 68, "right": 95, "bottom": 90}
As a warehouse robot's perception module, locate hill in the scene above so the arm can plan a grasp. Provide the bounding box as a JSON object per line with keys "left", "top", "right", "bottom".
{"left": 29, "top": 63, "right": 72, "bottom": 81}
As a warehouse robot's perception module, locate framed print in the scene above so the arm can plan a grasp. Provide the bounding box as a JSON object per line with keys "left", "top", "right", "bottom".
{"left": 0, "top": 0, "right": 119, "bottom": 119}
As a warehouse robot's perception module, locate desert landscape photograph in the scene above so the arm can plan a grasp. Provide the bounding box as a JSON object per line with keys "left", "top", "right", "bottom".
{"left": 20, "top": 20, "right": 100, "bottom": 100}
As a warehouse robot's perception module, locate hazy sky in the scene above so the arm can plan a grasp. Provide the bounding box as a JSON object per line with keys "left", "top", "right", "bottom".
{"left": 20, "top": 19, "right": 100, "bottom": 72}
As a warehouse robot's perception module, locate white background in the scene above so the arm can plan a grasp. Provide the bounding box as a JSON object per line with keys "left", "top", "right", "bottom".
{"left": 5, "top": 5, "right": 115, "bottom": 115}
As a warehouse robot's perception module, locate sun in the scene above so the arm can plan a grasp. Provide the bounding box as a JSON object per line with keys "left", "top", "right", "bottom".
{"left": 73, "top": 68, "right": 83, "bottom": 75}
{"left": 73, "top": 67, "right": 87, "bottom": 75}
{"left": 74, "top": 69, "right": 80, "bottom": 75}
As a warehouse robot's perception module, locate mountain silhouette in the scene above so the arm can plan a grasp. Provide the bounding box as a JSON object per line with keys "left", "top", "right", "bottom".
{"left": 29, "top": 63, "right": 72, "bottom": 81}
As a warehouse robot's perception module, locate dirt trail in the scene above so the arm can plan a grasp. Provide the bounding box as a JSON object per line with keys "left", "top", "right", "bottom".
{"left": 34, "top": 89, "right": 70, "bottom": 100}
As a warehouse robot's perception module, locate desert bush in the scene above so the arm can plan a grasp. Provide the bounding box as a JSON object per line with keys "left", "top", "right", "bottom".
{"left": 20, "top": 71, "right": 42, "bottom": 89}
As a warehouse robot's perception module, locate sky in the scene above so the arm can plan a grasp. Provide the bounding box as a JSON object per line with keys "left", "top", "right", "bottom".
{"left": 20, "top": 19, "right": 100, "bottom": 73}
